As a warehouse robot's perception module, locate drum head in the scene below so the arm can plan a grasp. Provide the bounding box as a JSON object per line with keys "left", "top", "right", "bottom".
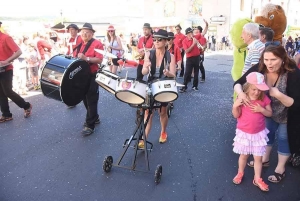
{"left": 154, "top": 92, "right": 178, "bottom": 103}
{"left": 60, "top": 58, "right": 91, "bottom": 106}
{"left": 115, "top": 91, "right": 145, "bottom": 105}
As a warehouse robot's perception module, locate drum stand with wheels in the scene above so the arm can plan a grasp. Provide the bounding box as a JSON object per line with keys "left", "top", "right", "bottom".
{"left": 102, "top": 99, "right": 163, "bottom": 184}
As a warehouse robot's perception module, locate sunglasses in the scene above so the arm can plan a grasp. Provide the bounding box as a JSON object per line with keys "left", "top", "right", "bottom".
{"left": 153, "top": 38, "right": 163, "bottom": 42}
{"left": 167, "top": 38, "right": 173, "bottom": 41}
{"left": 108, "top": 30, "right": 114, "bottom": 32}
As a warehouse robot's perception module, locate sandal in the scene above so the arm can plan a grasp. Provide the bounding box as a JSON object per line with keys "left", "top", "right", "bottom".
{"left": 247, "top": 160, "right": 270, "bottom": 168}
{"left": 233, "top": 172, "right": 244, "bottom": 184}
{"left": 253, "top": 178, "right": 269, "bottom": 192}
{"left": 0, "top": 116, "right": 13, "bottom": 123}
{"left": 268, "top": 172, "right": 285, "bottom": 183}
{"left": 24, "top": 104, "right": 32, "bottom": 118}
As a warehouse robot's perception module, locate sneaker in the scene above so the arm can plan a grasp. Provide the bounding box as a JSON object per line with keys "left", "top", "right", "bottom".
{"left": 192, "top": 87, "right": 199, "bottom": 91}
{"left": 0, "top": 116, "right": 13, "bottom": 123}
{"left": 138, "top": 140, "right": 145, "bottom": 149}
{"left": 83, "top": 117, "right": 100, "bottom": 127}
{"left": 24, "top": 104, "right": 32, "bottom": 118}
{"left": 159, "top": 132, "right": 168, "bottom": 143}
{"left": 200, "top": 79, "right": 205, "bottom": 83}
{"left": 81, "top": 127, "right": 94, "bottom": 136}
{"left": 179, "top": 87, "right": 187, "bottom": 93}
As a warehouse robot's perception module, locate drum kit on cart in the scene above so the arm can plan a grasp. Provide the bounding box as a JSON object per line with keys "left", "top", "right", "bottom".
{"left": 40, "top": 49, "right": 183, "bottom": 184}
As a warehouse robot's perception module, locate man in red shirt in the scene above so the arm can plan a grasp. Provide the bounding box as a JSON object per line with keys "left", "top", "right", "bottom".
{"left": 167, "top": 32, "right": 182, "bottom": 72}
{"left": 136, "top": 23, "right": 153, "bottom": 81}
{"left": 174, "top": 24, "right": 186, "bottom": 77}
{"left": 66, "top": 24, "right": 82, "bottom": 57}
{"left": 193, "top": 24, "right": 208, "bottom": 83}
{"left": 0, "top": 31, "right": 32, "bottom": 123}
{"left": 179, "top": 27, "right": 200, "bottom": 92}
{"left": 75, "top": 23, "right": 104, "bottom": 136}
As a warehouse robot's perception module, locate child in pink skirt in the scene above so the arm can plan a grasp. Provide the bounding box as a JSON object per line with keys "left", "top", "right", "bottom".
{"left": 232, "top": 72, "right": 272, "bottom": 192}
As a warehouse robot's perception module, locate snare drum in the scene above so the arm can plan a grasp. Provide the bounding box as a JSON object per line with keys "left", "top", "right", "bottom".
{"left": 151, "top": 78, "right": 178, "bottom": 102}
{"left": 40, "top": 55, "right": 90, "bottom": 106}
{"left": 115, "top": 77, "right": 147, "bottom": 104}
{"left": 95, "top": 70, "right": 119, "bottom": 94}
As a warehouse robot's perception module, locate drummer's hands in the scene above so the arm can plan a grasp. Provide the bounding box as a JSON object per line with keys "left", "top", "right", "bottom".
{"left": 163, "top": 69, "right": 169, "bottom": 76}
{"left": 77, "top": 53, "right": 87, "bottom": 61}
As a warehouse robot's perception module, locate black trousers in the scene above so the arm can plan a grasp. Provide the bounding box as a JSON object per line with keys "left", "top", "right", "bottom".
{"left": 183, "top": 56, "right": 200, "bottom": 88}
{"left": 179, "top": 49, "right": 185, "bottom": 77}
{"left": 83, "top": 73, "right": 99, "bottom": 129}
{"left": 199, "top": 54, "right": 205, "bottom": 80}
{"left": 136, "top": 64, "right": 144, "bottom": 81}
{"left": 0, "top": 70, "right": 30, "bottom": 117}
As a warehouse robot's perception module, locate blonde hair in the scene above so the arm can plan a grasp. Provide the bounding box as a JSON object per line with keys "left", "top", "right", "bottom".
{"left": 242, "top": 82, "right": 265, "bottom": 101}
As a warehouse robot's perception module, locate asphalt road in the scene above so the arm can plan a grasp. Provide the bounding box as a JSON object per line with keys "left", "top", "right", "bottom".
{"left": 1, "top": 52, "right": 299, "bottom": 201}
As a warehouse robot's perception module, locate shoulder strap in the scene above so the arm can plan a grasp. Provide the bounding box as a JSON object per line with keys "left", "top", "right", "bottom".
{"left": 82, "top": 38, "right": 95, "bottom": 54}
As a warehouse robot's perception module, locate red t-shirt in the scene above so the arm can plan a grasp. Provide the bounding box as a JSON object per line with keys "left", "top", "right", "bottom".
{"left": 67, "top": 35, "right": 83, "bottom": 57}
{"left": 182, "top": 37, "right": 200, "bottom": 58}
{"left": 174, "top": 33, "right": 186, "bottom": 49}
{"left": 0, "top": 32, "right": 20, "bottom": 71}
{"left": 37, "top": 40, "right": 52, "bottom": 60}
{"left": 137, "top": 35, "right": 153, "bottom": 65}
{"left": 237, "top": 95, "right": 271, "bottom": 134}
{"left": 78, "top": 39, "right": 104, "bottom": 73}
{"left": 194, "top": 34, "right": 207, "bottom": 55}
{"left": 168, "top": 44, "right": 182, "bottom": 63}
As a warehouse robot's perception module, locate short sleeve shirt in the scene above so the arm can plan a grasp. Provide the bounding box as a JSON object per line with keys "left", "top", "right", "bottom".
{"left": 242, "top": 39, "right": 265, "bottom": 75}
{"left": 237, "top": 95, "right": 271, "bottom": 134}
{"left": 0, "top": 32, "right": 20, "bottom": 71}
{"left": 137, "top": 36, "right": 153, "bottom": 65}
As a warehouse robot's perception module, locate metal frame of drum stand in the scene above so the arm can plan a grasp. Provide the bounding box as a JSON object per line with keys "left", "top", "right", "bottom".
{"left": 102, "top": 95, "right": 164, "bottom": 184}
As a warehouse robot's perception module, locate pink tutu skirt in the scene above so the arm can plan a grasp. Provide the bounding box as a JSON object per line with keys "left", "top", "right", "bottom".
{"left": 233, "top": 128, "right": 269, "bottom": 156}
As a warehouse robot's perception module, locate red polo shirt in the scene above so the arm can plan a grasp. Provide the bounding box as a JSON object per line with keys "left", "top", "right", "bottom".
{"left": 182, "top": 37, "right": 200, "bottom": 58}
{"left": 194, "top": 34, "right": 207, "bottom": 55}
{"left": 78, "top": 39, "right": 104, "bottom": 73}
{"left": 0, "top": 32, "right": 20, "bottom": 71}
{"left": 168, "top": 44, "right": 182, "bottom": 63}
{"left": 174, "top": 32, "right": 186, "bottom": 49}
{"left": 67, "top": 35, "right": 83, "bottom": 57}
{"left": 137, "top": 35, "right": 153, "bottom": 65}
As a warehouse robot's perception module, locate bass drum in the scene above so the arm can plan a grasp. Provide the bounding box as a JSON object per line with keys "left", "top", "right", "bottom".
{"left": 40, "top": 55, "right": 90, "bottom": 106}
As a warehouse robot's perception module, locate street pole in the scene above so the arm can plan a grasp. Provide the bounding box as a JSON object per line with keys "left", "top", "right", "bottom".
{"left": 60, "top": 9, "right": 63, "bottom": 24}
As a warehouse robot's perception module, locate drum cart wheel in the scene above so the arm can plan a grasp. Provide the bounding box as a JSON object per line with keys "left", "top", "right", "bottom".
{"left": 154, "top": 164, "right": 163, "bottom": 184}
{"left": 103, "top": 156, "right": 113, "bottom": 173}
{"left": 167, "top": 103, "right": 173, "bottom": 118}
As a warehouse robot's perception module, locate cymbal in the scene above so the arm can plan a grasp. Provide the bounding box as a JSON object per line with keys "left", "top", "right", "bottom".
{"left": 94, "top": 49, "right": 117, "bottom": 58}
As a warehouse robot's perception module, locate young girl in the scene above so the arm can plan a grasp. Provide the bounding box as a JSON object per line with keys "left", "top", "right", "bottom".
{"left": 232, "top": 72, "right": 272, "bottom": 192}
{"left": 25, "top": 43, "right": 40, "bottom": 90}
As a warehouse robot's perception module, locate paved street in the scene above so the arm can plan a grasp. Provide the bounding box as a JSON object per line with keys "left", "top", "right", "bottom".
{"left": 1, "top": 51, "right": 300, "bottom": 201}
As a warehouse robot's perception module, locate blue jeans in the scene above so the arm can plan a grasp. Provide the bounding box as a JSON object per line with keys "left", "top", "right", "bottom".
{"left": 266, "top": 117, "right": 290, "bottom": 156}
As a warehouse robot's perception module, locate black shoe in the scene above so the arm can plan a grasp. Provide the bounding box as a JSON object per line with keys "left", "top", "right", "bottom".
{"left": 200, "top": 79, "right": 205, "bottom": 83}
{"left": 83, "top": 117, "right": 100, "bottom": 127}
{"left": 179, "top": 87, "right": 187, "bottom": 93}
{"left": 170, "top": 102, "right": 174, "bottom": 109}
{"left": 192, "top": 87, "right": 199, "bottom": 91}
{"left": 67, "top": 105, "right": 76, "bottom": 108}
{"left": 81, "top": 127, "right": 94, "bottom": 136}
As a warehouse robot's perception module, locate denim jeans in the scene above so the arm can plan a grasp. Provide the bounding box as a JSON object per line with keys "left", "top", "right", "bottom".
{"left": 266, "top": 117, "right": 290, "bottom": 156}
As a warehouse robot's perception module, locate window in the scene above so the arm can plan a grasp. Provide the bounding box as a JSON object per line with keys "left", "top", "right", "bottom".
{"left": 240, "top": 0, "right": 244, "bottom": 11}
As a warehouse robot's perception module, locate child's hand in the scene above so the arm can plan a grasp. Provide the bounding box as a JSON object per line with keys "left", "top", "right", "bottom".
{"left": 233, "top": 98, "right": 244, "bottom": 108}
{"left": 249, "top": 103, "right": 264, "bottom": 113}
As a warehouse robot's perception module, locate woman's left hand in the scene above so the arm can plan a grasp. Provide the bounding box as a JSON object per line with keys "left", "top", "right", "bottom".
{"left": 269, "top": 87, "right": 281, "bottom": 98}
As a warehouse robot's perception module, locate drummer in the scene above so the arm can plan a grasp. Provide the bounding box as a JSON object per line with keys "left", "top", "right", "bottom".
{"left": 136, "top": 23, "right": 154, "bottom": 81}
{"left": 140, "top": 29, "right": 176, "bottom": 147}
{"left": 66, "top": 23, "right": 82, "bottom": 57}
{"left": 75, "top": 23, "right": 104, "bottom": 136}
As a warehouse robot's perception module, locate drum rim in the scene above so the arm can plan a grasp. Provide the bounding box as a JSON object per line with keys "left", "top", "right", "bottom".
{"left": 96, "top": 81, "right": 116, "bottom": 94}
{"left": 150, "top": 78, "right": 176, "bottom": 84}
{"left": 153, "top": 91, "right": 178, "bottom": 102}
{"left": 119, "top": 78, "right": 147, "bottom": 84}
{"left": 99, "top": 70, "right": 120, "bottom": 79}
{"left": 115, "top": 90, "right": 146, "bottom": 105}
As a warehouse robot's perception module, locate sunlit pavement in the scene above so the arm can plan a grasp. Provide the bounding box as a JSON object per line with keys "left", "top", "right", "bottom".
{"left": 1, "top": 52, "right": 299, "bottom": 201}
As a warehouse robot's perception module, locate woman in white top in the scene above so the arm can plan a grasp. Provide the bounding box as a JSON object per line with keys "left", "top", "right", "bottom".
{"left": 106, "top": 25, "right": 123, "bottom": 74}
